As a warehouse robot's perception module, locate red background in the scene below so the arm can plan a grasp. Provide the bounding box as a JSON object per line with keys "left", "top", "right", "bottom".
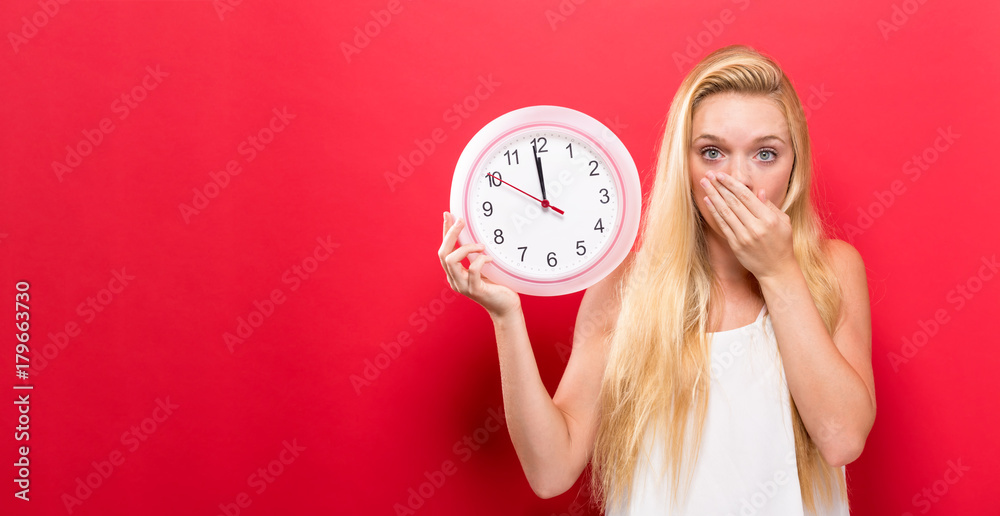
{"left": 2, "top": 1, "right": 998, "bottom": 515}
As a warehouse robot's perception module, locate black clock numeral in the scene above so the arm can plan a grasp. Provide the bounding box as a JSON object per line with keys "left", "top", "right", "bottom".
{"left": 517, "top": 246, "right": 527, "bottom": 261}
{"left": 531, "top": 137, "right": 548, "bottom": 153}
{"left": 483, "top": 201, "right": 493, "bottom": 217}
{"left": 566, "top": 143, "right": 573, "bottom": 158}
{"left": 494, "top": 229, "right": 504, "bottom": 244}
{"left": 547, "top": 251, "right": 557, "bottom": 267}
{"left": 576, "top": 240, "right": 586, "bottom": 256}
{"left": 594, "top": 218, "right": 605, "bottom": 233}
{"left": 589, "top": 160, "right": 599, "bottom": 176}
{"left": 504, "top": 149, "right": 519, "bottom": 165}
{"left": 487, "top": 172, "right": 502, "bottom": 187}
{"left": 599, "top": 188, "right": 610, "bottom": 204}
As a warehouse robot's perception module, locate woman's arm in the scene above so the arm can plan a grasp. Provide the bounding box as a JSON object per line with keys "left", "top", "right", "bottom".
{"left": 757, "top": 239, "right": 876, "bottom": 467}
{"left": 491, "top": 259, "right": 626, "bottom": 497}
{"left": 439, "top": 212, "right": 627, "bottom": 498}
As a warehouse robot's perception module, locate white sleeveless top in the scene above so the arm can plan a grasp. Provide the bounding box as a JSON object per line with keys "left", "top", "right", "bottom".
{"left": 606, "top": 304, "right": 849, "bottom": 516}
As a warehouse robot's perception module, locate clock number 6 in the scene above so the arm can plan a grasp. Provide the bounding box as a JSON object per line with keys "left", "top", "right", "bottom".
{"left": 547, "top": 252, "right": 557, "bottom": 267}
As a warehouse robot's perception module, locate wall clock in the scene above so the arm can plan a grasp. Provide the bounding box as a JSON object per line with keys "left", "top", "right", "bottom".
{"left": 449, "top": 105, "right": 641, "bottom": 296}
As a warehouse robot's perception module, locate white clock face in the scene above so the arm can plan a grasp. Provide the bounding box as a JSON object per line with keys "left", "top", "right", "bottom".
{"left": 467, "top": 128, "right": 620, "bottom": 279}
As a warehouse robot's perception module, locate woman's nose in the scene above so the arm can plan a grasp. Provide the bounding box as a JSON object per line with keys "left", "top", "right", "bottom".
{"left": 724, "top": 159, "right": 753, "bottom": 190}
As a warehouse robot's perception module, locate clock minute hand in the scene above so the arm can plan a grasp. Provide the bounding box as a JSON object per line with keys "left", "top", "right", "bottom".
{"left": 487, "top": 172, "right": 564, "bottom": 215}
{"left": 532, "top": 139, "right": 548, "bottom": 202}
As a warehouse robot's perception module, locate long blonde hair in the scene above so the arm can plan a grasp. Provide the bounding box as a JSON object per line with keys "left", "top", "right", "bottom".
{"left": 590, "top": 44, "right": 848, "bottom": 514}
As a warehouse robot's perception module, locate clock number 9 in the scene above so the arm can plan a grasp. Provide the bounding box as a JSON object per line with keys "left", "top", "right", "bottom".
{"left": 483, "top": 201, "right": 493, "bottom": 217}
{"left": 599, "top": 188, "right": 610, "bottom": 204}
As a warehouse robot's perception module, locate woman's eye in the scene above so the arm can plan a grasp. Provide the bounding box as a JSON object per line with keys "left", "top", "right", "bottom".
{"left": 702, "top": 148, "right": 721, "bottom": 160}
{"left": 758, "top": 149, "right": 777, "bottom": 162}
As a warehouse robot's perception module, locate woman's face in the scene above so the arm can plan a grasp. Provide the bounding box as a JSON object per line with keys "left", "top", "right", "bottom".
{"left": 689, "top": 93, "right": 794, "bottom": 236}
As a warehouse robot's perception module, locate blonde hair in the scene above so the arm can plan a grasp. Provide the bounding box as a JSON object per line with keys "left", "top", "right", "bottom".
{"left": 590, "top": 44, "right": 848, "bottom": 514}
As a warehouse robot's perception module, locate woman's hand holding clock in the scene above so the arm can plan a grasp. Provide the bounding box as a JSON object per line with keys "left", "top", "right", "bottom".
{"left": 439, "top": 211, "right": 521, "bottom": 319}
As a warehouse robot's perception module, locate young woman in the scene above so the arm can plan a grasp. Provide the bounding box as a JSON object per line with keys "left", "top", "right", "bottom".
{"left": 438, "top": 44, "right": 875, "bottom": 515}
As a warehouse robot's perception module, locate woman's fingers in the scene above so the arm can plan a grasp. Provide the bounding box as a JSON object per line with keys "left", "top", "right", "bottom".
{"left": 444, "top": 242, "right": 485, "bottom": 290}
{"left": 466, "top": 252, "right": 492, "bottom": 291}
{"left": 439, "top": 211, "right": 498, "bottom": 298}
{"left": 438, "top": 213, "right": 465, "bottom": 265}
{"left": 446, "top": 242, "right": 485, "bottom": 270}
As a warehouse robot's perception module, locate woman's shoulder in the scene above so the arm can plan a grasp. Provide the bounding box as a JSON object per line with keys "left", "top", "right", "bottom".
{"left": 821, "top": 238, "right": 865, "bottom": 274}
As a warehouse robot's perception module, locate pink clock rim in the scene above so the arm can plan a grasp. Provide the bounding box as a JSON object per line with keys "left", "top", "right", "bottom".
{"left": 451, "top": 105, "right": 640, "bottom": 297}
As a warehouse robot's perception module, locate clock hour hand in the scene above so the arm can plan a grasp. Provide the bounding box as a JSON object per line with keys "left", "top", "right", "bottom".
{"left": 487, "top": 172, "right": 564, "bottom": 215}
{"left": 532, "top": 139, "right": 548, "bottom": 202}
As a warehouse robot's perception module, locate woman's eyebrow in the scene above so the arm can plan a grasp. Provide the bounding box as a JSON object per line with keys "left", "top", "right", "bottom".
{"left": 693, "top": 134, "right": 786, "bottom": 145}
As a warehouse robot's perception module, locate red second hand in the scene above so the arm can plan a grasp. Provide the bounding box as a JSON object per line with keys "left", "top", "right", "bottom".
{"left": 486, "top": 172, "right": 565, "bottom": 215}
